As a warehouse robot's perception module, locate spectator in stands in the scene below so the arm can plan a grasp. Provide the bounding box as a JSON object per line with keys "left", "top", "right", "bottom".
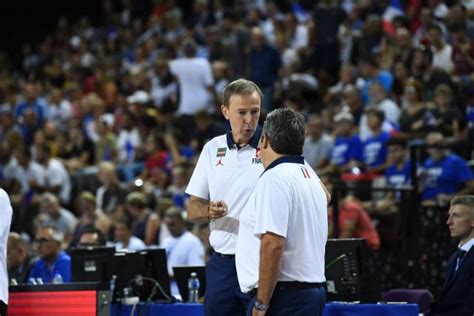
{"left": 329, "top": 195, "right": 380, "bottom": 251}
{"left": 321, "top": 112, "right": 362, "bottom": 175}
{"left": 430, "top": 195, "right": 474, "bottom": 315}
{"left": 368, "top": 81, "right": 400, "bottom": 126}
{"left": 170, "top": 38, "right": 215, "bottom": 136}
{"left": 150, "top": 58, "right": 178, "bottom": 114}
{"left": 7, "top": 232, "right": 36, "bottom": 284}
{"left": 37, "top": 193, "right": 77, "bottom": 248}
{"left": 303, "top": 115, "right": 333, "bottom": 170}
{"left": 14, "top": 83, "right": 45, "bottom": 127}
{"left": 428, "top": 24, "right": 454, "bottom": 74}
{"left": 451, "top": 23, "right": 474, "bottom": 84}
{"left": 432, "top": 84, "right": 464, "bottom": 139}
{"left": 35, "top": 143, "right": 71, "bottom": 205}
{"left": 365, "top": 137, "right": 412, "bottom": 216}
{"left": 399, "top": 78, "right": 439, "bottom": 139}
{"left": 77, "top": 226, "right": 106, "bottom": 248}
{"left": 125, "top": 192, "right": 160, "bottom": 246}
{"left": 249, "top": 26, "right": 281, "bottom": 114}
{"left": 191, "top": 110, "right": 226, "bottom": 152}
{"left": 95, "top": 114, "right": 117, "bottom": 163}
{"left": 71, "top": 191, "right": 111, "bottom": 247}
{"left": 46, "top": 88, "right": 72, "bottom": 129}
{"left": 116, "top": 112, "right": 144, "bottom": 182}
{"left": 29, "top": 226, "right": 71, "bottom": 283}
{"left": 361, "top": 108, "right": 392, "bottom": 173}
{"left": 160, "top": 207, "right": 205, "bottom": 297}
{"left": 166, "top": 164, "right": 190, "bottom": 209}
{"left": 421, "top": 132, "right": 474, "bottom": 206}
{"left": 96, "top": 162, "right": 128, "bottom": 219}
{"left": 359, "top": 59, "right": 393, "bottom": 105}
{"left": 114, "top": 217, "right": 146, "bottom": 251}
{"left": 63, "top": 126, "right": 95, "bottom": 173}
{"left": 340, "top": 85, "right": 364, "bottom": 126}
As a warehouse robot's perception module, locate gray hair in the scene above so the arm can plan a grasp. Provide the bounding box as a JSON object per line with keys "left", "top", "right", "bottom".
{"left": 222, "top": 79, "right": 263, "bottom": 107}
{"left": 263, "top": 108, "right": 305, "bottom": 155}
{"left": 451, "top": 195, "right": 474, "bottom": 209}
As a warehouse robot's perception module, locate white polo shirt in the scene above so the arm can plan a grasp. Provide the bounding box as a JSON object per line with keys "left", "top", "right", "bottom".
{"left": 236, "top": 156, "right": 327, "bottom": 293}
{"left": 186, "top": 127, "right": 264, "bottom": 255}
{"left": 0, "top": 189, "right": 13, "bottom": 304}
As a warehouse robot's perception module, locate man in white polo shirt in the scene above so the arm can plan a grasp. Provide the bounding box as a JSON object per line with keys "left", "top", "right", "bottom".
{"left": 236, "top": 108, "right": 328, "bottom": 316}
{"left": 0, "top": 189, "right": 13, "bottom": 316}
{"left": 186, "top": 79, "right": 264, "bottom": 315}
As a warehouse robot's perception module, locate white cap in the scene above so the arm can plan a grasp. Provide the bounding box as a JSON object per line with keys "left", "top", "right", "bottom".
{"left": 334, "top": 111, "right": 354, "bottom": 123}
{"left": 127, "top": 90, "right": 150, "bottom": 104}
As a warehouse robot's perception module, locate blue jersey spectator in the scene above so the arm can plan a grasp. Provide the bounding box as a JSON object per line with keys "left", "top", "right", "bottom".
{"left": 363, "top": 131, "right": 391, "bottom": 168}
{"left": 332, "top": 135, "right": 363, "bottom": 166}
{"left": 385, "top": 160, "right": 411, "bottom": 188}
{"left": 328, "top": 112, "right": 363, "bottom": 172}
{"left": 28, "top": 227, "right": 71, "bottom": 283}
{"left": 14, "top": 83, "right": 46, "bottom": 127}
{"left": 362, "top": 108, "right": 391, "bottom": 170}
{"left": 421, "top": 132, "right": 474, "bottom": 203}
{"left": 421, "top": 153, "right": 474, "bottom": 200}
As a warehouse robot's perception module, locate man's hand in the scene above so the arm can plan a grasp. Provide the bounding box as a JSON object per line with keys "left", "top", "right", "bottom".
{"left": 209, "top": 200, "right": 228, "bottom": 220}
{"left": 252, "top": 307, "right": 266, "bottom": 316}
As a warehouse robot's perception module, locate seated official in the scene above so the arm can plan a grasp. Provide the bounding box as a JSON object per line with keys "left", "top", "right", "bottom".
{"left": 7, "top": 232, "right": 37, "bottom": 284}
{"left": 430, "top": 195, "right": 474, "bottom": 315}
{"left": 114, "top": 217, "right": 146, "bottom": 251}
{"left": 28, "top": 227, "right": 71, "bottom": 283}
{"left": 77, "top": 226, "right": 107, "bottom": 247}
{"left": 160, "top": 207, "right": 205, "bottom": 297}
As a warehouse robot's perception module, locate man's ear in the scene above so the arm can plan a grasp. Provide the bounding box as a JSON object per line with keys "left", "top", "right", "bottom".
{"left": 261, "top": 133, "right": 269, "bottom": 149}
{"left": 221, "top": 104, "right": 229, "bottom": 120}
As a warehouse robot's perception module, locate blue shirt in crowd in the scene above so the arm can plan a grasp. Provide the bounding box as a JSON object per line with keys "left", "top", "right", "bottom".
{"left": 385, "top": 160, "right": 412, "bottom": 188}
{"left": 250, "top": 44, "right": 281, "bottom": 87}
{"left": 28, "top": 251, "right": 71, "bottom": 284}
{"left": 421, "top": 154, "right": 474, "bottom": 199}
{"left": 331, "top": 135, "right": 363, "bottom": 166}
{"left": 362, "top": 131, "right": 391, "bottom": 168}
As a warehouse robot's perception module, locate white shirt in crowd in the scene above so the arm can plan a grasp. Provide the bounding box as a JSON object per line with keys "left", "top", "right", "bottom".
{"left": 186, "top": 129, "right": 264, "bottom": 255}
{"left": 160, "top": 231, "right": 205, "bottom": 296}
{"left": 2, "top": 157, "right": 46, "bottom": 194}
{"left": 432, "top": 44, "right": 454, "bottom": 74}
{"left": 115, "top": 236, "right": 146, "bottom": 251}
{"left": 169, "top": 57, "right": 214, "bottom": 115}
{"left": 0, "top": 189, "right": 13, "bottom": 305}
{"left": 44, "top": 158, "right": 71, "bottom": 204}
{"left": 117, "top": 128, "right": 142, "bottom": 163}
{"left": 236, "top": 157, "right": 327, "bottom": 293}
{"left": 43, "top": 208, "right": 78, "bottom": 238}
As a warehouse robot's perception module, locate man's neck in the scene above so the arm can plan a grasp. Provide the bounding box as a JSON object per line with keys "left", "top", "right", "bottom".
{"left": 460, "top": 233, "right": 474, "bottom": 247}
{"left": 44, "top": 252, "right": 60, "bottom": 267}
{"left": 263, "top": 152, "right": 283, "bottom": 169}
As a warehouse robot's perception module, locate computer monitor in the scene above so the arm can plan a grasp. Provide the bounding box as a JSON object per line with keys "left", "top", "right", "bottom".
{"left": 172, "top": 266, "right": 206, "bottom": 302}
{"left": 70, "top": 246, "right": 115, "bottom": 283}
{"left": 325, "top": 238, "right": 372, "bottom": 302}
{"left": 109, "top": 248, "right": 171, "bottom": 303}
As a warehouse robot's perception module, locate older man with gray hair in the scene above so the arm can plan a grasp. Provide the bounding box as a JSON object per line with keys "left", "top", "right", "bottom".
{"left": 236, "top": 108, "right": 329, "bottom": 316}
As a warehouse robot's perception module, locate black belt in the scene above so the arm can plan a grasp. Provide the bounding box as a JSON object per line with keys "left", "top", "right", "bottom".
{"left": 275, "top": 281, "right": 325, "bottom": 291}
{"left": 214, "top": 251, "right": 235, "bottom": 258}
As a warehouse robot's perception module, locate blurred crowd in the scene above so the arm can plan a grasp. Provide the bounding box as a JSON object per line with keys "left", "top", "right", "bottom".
{"left": 2, "top": 0, "right": 474, "bottom": 288}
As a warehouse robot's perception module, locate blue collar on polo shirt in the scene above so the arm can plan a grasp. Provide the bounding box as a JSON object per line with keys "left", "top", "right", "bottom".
{"left": 226, "top": 125, "right": 263, "bottom": 150}
{"left": 262, "top": 155, "right": 305, "bottom": 175}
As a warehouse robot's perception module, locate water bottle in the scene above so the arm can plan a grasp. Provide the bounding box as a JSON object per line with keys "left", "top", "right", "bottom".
{"left": 187, "top": 272, "right": 200, "bottom": 303}
{"left": 52, "top": 274, "right": 63, "bottom": 284}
